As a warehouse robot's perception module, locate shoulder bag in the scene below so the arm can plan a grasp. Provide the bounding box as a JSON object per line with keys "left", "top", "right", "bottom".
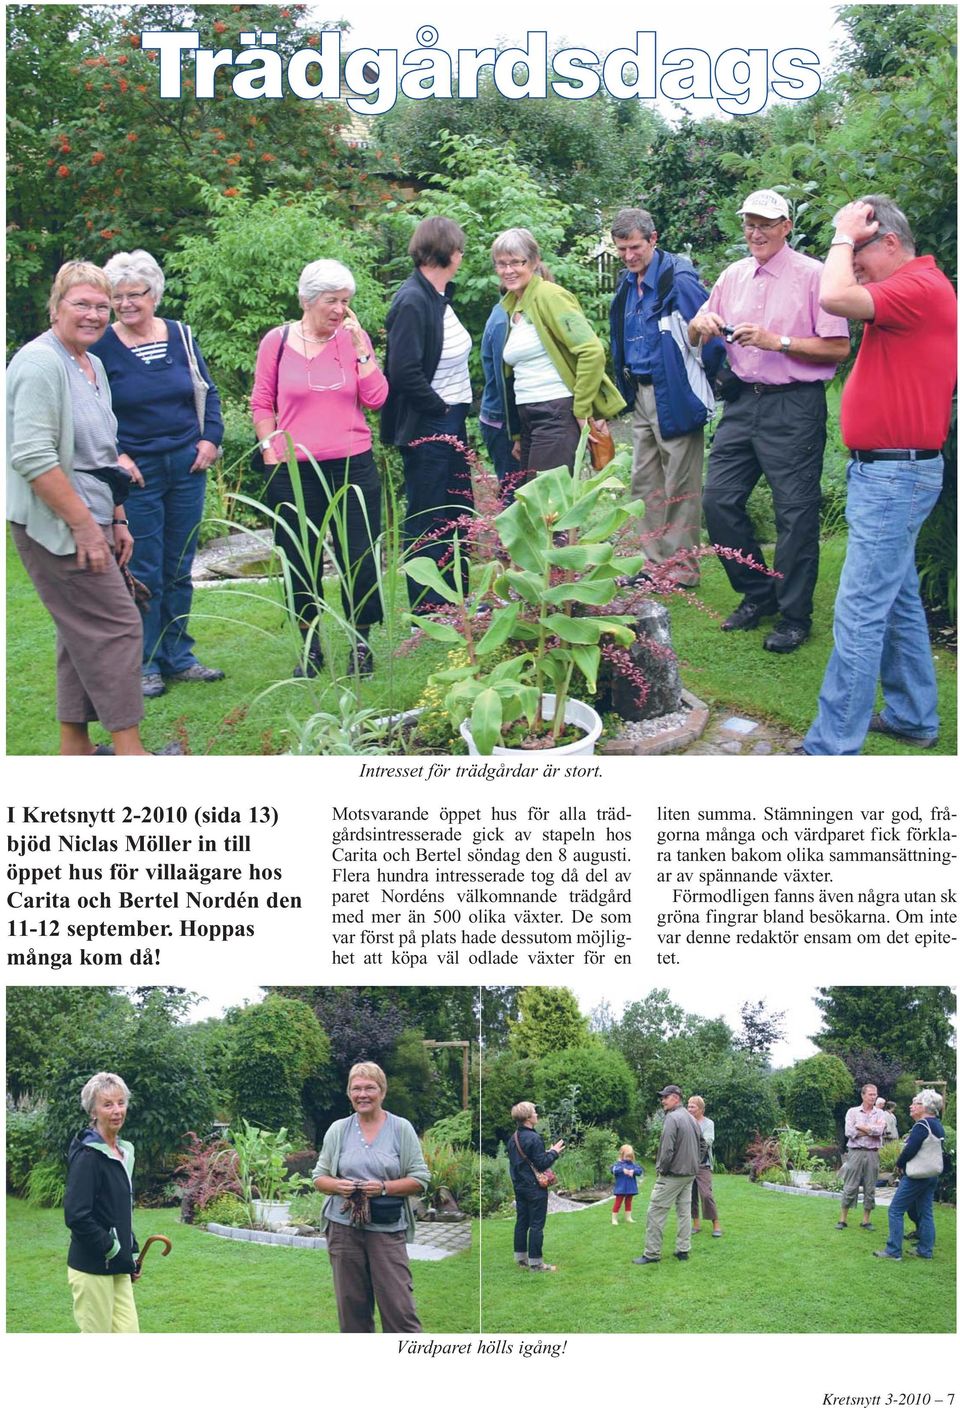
{"left": 905, "top": 1119, "right": 944, "bottom": 1178}
{"left": 176, "top": 321, "right": 209, "bottom": 433}
{"left": 513, "top": 1130, "right": 557, "bottom": 1188}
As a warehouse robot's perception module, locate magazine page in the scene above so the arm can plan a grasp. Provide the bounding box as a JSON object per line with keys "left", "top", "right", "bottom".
{"left": 3, "top": 1, "right": 957, "bottom": 1402}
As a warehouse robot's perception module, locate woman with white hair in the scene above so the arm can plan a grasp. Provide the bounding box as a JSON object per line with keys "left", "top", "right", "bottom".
{"left": 252, "top": 259, "right": 388, "bottom": 678}
{"left": 874, "top": 1089, "right": 947, "bottom": 1261}
{"left": 63, "top": 1072, "right": 140, "bottom": 1332}
{"left": 492, "top": 227, "right": 625, "bottom": 485}
{"left": 93, "top": 249, "right": 225, "bottom": 700}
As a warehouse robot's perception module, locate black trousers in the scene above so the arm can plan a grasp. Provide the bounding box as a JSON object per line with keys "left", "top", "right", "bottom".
{"left": 517, "top": 397, "right": 582, "bottom": 482}
{"left": 702, "top": 382, "right": 826, "bottom": 630}
{"left": 265, "top": 451, "right": 383, "bottom": 636}
{"left": 513, "top": 1186, "right": 549, "bottom": 1262}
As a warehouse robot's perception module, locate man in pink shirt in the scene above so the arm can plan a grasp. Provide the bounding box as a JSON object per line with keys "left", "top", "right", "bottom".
{"left": 689, "top": 191, "right": 850, "bottom": 652}
{"left": 836, "top": 1084, "right": 887, "bottom": 1231}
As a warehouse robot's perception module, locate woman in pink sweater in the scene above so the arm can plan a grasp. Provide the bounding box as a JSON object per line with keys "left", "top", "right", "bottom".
{"left": 251, "top": 259, "right": 388, "bottom": 678}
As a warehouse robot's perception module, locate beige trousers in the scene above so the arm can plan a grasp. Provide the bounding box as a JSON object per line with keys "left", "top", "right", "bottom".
{"left": 644, "top": 1173, "right": 695, "bottom": 1258}
{"left": 631, "top": 383, "right": 705, "bottom": 585}
{"left": 67, "top": 1269, "right": 139, "bottom": 1332}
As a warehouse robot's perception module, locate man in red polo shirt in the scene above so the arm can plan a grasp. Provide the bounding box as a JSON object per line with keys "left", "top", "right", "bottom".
{"left": 802, "top": 194, "right": 957, "bottom": 754}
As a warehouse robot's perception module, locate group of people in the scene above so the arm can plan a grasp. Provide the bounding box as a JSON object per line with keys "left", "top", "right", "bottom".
{"left": 836, "top": 1082, "right": 947, "bottom": 1262}
{"left": 64, "top": 1060, "right": 430, "bottom": 1334}
{"left": 508, "top": 1079, "right": 948, "bottom": 1274}
{"left": 507, "top": 1086, "right": 722, "bottom": 1272}
{"left": 7, "top": 188, "right": 956, "bottom": 754}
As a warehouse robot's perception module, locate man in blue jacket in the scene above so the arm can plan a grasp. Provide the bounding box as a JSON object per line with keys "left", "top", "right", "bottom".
{"left": 610, "top": 209, "right": 721, "bottom": 588}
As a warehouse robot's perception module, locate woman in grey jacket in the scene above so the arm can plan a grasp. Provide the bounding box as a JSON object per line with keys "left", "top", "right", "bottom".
{"left": 313, "top": 1062, "right": 429, "bottom": 1331}
{"left": 6, "top": 261, "right": 175, "bottom": 755}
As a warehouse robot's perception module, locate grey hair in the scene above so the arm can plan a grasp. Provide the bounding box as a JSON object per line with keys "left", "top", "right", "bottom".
{"left": 611, "top": 208, "right": 657, "bottom": 241}
{"left": 298, "top": 259, "right": 356, "bottom": 306}
{"left": 857, "top": 194, "right": 916, "bottom": 255}
{"left": 511, "top": 1100, "right": 537, "bottom": 1123}
{"left": 80, "top": 1072, "right": 131, "bottom": 1116}
{"left": 491, "top": 227, "right": 541, "bottom": 269}
{"left": 102, "top": 249, "right": 164, "bottom": 304}
{"left": 913, "top": 1088, "right": 943, "bottom": 1115}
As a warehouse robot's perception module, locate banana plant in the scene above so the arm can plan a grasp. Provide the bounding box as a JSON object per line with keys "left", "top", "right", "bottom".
{"left": 404, "top": 441, "right": 646, "bottom": 753}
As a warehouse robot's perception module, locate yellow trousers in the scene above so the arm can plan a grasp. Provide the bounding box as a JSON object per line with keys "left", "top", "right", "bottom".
{"left": 67, "top": 1269, "right": 139, "bottom": 1333}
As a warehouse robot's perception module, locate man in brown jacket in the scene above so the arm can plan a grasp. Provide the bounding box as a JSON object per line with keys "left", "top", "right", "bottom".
{"left": 634, "top": 1085, "right": 707, "bottom": 1265}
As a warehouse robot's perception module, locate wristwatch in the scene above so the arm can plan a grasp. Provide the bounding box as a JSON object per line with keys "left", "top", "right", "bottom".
{"left": 259, "top": 436, "right": 275, "bottom": 451}
{"left": 778, "top": 335, "right": 792, "bottom": 353}
{"left": 830, "top": 235, "right": 855, "bottom": 248}
{"left": 357, "top": 353, "right": 371, "bottom": 365}
{"left": 380, "top": 1181, "right": 387, "bottom": 1196}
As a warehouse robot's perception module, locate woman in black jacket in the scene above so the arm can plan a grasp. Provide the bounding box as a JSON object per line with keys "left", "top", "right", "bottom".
{"left": 381, "top": 216, "right": 474, "bottom": 607}
{"left": 507, "top": 1101, "right": 564, "bottom": 1272}
{"left": 63, "top": 1071, "right": 140, "bottom": 1332}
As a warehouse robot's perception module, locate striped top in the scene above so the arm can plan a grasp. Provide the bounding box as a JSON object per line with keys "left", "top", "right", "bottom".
{"left": 127, "top": 339, "right": 168, "bottom": 366}
{"left": 430, "top": 304, "right": 472, "bottom": 406}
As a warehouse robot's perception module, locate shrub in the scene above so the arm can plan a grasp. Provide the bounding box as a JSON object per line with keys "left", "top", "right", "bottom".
{"left": 195, "top": 1192, "right": 250, "bottom": 1228}
{"left": 783, "top": 1053, "right": 854, "bottom": 1142}
{"left": 224, "top": 996, "right": 331, "bottom": 1139}
{"left": 421, "top": 1134, "right": 472, "bottom": 1209}
{"left": 878, "top": 1140, "right": 904, "bottom": 1173}
{"left": 478, "top": 1146, "right": 513, "bottom": 1218}
{"left": 580, "top": 1126, "right": 623, "bottom": 1186}
{"left": 426, "top": 1109, "right": 472, "bottom": 1147}
{"left": 174, "top": 1131, "right": 241, "bottom": 1224}
{"left": 535, "top": 1046, "right": 637, "bottom": 1132}
{"left": 479, "top": 1049, "right": 538, "bottom": 1154}
{"left": 26, "top": 1158, "right": 66, "bottom": 1208}
{"left": 286, "top": 1190, "right": 329, "bottom": 1228}
{"left": 762, "top": 1164, "right": 788, "bottom": 1185}
{"left": 691, "top": 1055, "right": 781, "bottom": 1168}
{"left": 6, "top": 1104, "right": 48, "bottom": 1195}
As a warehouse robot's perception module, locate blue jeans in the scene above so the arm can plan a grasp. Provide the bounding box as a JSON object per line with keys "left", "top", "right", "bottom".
{"left": 126, "top": 446, "right": 207, "bottom": 674}
{"left": 480, "top": 420, "right": 517, "bottom": 486}
{"left": 884, "top": 1174, "right": 937, "bottom": 1257}
{"left": 804, "top": 455, "right": 942, "bottom": 754}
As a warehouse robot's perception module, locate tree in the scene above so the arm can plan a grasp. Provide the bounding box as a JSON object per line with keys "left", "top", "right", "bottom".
{"left": 224, "top": 996, "right": 332, "bottom": 1141}
{"left": 480, "top": 986, "right": 521, "bottom": 1050}
{"left": 606, "top": 989, "right": 735, "bottom": 1116}
{"left": 6, "top": 3, "right": 371, "bottom": 348}
{"left": 812, "top": 986, "right": 956, "bottom": 1080}
{"left": 693, "top": 1054, "right": 781, "bottom": 1168}
{"left": 374, "top": 76, "right": 665, "bottom": 227}
{"left": 783, "top": 1053, "right": 855, "bottom": 1143}
{"left": 479, "top": 1048, "right": 538, "bottom": 1154}
{"left": 733, "top": 999, "right": 786, "bottom": 1061}
{"left": 43, "top": 990, "right": 216, "bottom": 1189}
{"left": 508, "top": 986, "right": 590, "bottom": 1060}
{"left": 535, "top": 1046, "right": 637, "bottom": 1133}
{"left": 5, "top": 987, "right": 128, "bottom": 1101}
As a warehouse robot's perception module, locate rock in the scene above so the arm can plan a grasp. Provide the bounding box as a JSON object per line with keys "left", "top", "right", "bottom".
{"left": 610, "top": 598, "right": 683, "bottom": 720}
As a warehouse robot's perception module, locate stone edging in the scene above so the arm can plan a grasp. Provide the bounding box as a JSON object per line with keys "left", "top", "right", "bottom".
{"left": 206, "top": 1222, "right": 326, "bottom": 1248}
{"left": 601, "top": 689, "right": 709, "bottom": 756}
{"left": 761, "top": 1182, "right": 841, "bottom": 1200}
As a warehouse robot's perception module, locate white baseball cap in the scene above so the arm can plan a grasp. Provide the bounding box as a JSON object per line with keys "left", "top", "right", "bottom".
{"left": 737, "top": 189, "right": 790, "bottom": 220}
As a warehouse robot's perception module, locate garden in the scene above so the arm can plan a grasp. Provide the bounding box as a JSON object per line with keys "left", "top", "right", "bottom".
{"left": 5, "top": 3, "right": 957, "bottom": 755}
{"left": 5, "top": 986, "right": 481, "bottom": 1333}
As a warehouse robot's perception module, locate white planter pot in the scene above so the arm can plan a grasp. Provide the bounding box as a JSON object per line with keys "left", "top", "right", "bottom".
{"left": 251, "top": 1199, "right": 291, "bottom": 1228}
{"left": 459, "top": 694, "right": 602, "bottom": 757}
{"left": 789, "top": 1171, "right": 812, "bottom": 1187}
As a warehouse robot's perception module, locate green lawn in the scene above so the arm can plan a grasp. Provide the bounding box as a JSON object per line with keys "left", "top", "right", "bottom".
{"left": 6, "top": 525, "right": 956, "bottom": 756}
{"left": 6, "top": 1199, "right": 479, "bottom": 1333}
{"left": 479, "top": 1177, "right": 956, "bottom": 1334}
{"left": 666, "top": 540, "right": 957, "bottom": 752}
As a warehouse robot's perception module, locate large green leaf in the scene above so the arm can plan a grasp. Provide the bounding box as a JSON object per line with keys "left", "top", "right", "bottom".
{"left": 403, "top": 557, "right": 460, "bottom": 605}
{"left": 571, "top": 644, "right": 601, "bottom": 693}
{"left": 546, "top": 543, "right": 614, "bottom": 570}
{"left": 470, "top": 688, "right": 503, "bottom": 755}
{"left": 475, "top": 602, "right": 520, "bottom": 655}
{"left": 413, "top": 617, "right": 466, "bottom": 645}
{"left": 495, "top": 500, "right": 545, "bottom": 573}
{"left": 514, "top": 464, "right": 576, "bottom": 520}
{"left": 542, "top": 579, "right": 619, "bottom": 606}
{"left": 544, "top": 614, "right": 603, "bottom": 644}
{"left": 500, "top": 569, "right": 543, "bottom": 605}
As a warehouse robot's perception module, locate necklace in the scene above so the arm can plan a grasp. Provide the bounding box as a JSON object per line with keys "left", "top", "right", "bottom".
{"left": 298, "top": 321, "right": 335, "bottom": 345}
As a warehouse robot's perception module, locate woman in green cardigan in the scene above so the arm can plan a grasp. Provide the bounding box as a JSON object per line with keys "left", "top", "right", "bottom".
{"left": 494, "top": 227, "right": 625, "bottom": 485}
{"left": 313, "top": 1061, "right": 429, "bottom": 1332}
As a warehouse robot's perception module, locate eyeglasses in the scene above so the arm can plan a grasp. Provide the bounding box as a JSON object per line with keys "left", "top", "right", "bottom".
{"left": 494, "top": 259, "right": 528, "bottom": 272}
{"left": 62, "top": 299, "right": 111, "bottom": 315}
{"left": 113, "top": 287, "right": 152, "bottom": 304}
{"left": 307, "top": 338, "right": 345, "bottom": 393}
{"left": 853, "top": 233, "right": 884, "bottom": 254}
{"left": 742, "top": 218, "right": 785, "bottom": 233}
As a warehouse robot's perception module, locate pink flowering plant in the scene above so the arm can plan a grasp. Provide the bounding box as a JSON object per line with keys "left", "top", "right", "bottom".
{"left": 404, "top": 439, "right": 647, "bottom": 753}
